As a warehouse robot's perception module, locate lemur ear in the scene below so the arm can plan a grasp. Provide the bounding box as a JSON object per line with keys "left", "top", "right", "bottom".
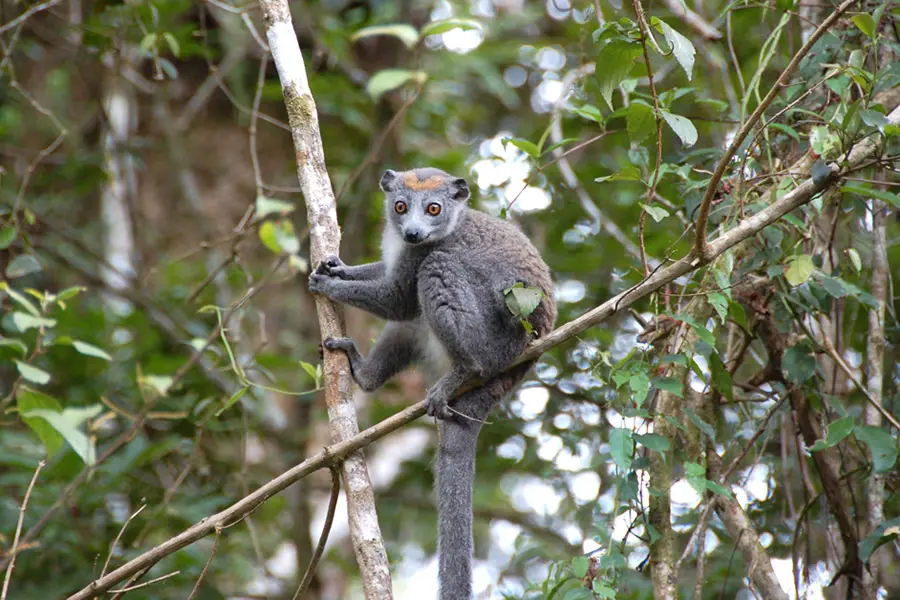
{"left": 450, "top": 177, "right": 470, "bottom": 201}
{"left": 380, "top": 170, "right": 398, "bottom": 192}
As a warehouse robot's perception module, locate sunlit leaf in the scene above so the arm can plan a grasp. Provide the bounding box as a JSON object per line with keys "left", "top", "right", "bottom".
{"left": 784, "top": 254, "right": 814, "bottom": 286}
{"left": 656, "top": 20, "right": 695, "bottom": 80}
{"left": 0, "top": 226, "right": 15, "bottom": 249}
{"left": 216, "top": 386, "right": 249, "bottom": 417}
{"left": 73, "top": 340, "right": 113, "bottom": 361}
{"left": 255, "top": 195, "right": 295, "bottom": 219}
{"left": 22, "top": 405, "right": 102, "bottom": 465}
{"left": 845, "top": 248, "right": 862, "bottom": 273}
{"left": 366, "top": 69, "right": 427, "bottom": 99}
{"left": 0, "top": 336, "right": 28, "bottom": 355}
{"left": 0, "top": 282, "right": 40, "bottom": 316}
{"left": 12, "top": 312, "right": 56, "bottom": 332}
{"left": 660, "top": 110, "right": 697, "bottom": 147}
{"left": 851, "top": 14, "right": 875, "bottom": 39}
{"left": 570, "top": 104, "right": 605, "bottom": 125}
{"left": 641, "top": 203, "right": 669, "bottom": 222}
{"left": 503, "top": 283, "right": 543, "bottom": 318}
{"left": 352, "top": 24, "right": 419, "bottom": 48}
{"left": 572, "top": 555, "right": 590, "bottom": 578}
{"left": 503, "top": 137, "right": 540, "bottom": 158}
{"left": 420, "top": 18, "right": 482, "bottom": 37}
{"left": 142, "top": 375, "right": 173, "bottom": 396}
{"left": 15, "top": 360, "right": 50, "bottom": 385}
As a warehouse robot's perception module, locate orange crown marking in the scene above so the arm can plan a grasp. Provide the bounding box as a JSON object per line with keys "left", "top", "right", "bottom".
{"left": 402, "top": 173, "right": 445, "bottom": 191}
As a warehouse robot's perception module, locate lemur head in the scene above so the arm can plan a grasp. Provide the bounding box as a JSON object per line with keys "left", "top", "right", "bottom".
{"left": 380, "top": 168, "right": 469, "bottom": 245}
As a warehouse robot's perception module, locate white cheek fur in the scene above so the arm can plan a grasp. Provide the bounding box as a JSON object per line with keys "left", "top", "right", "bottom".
{"left": 381, "top": 222, "right": 404, "bottom": 274}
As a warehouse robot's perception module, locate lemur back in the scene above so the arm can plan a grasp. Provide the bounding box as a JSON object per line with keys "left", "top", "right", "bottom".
{"left": 308, "top": 168, "right": 557, "bottom": 599}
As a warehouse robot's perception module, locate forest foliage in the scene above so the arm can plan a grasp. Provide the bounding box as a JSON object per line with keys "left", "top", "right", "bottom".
{"left": 1, "top": 0, "right": 899, "bottom": 598}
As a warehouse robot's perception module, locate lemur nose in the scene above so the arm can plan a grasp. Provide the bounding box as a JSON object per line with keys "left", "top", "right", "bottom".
{"left": 404, "top": 230, "right": 424, "bottom": 243}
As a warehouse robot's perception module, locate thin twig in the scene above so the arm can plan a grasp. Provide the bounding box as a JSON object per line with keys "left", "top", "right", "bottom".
{"left": 186, "top": 527, "right": 221, "bottom": 600}
{"left": 0, "top": 460, "right": 45, "bottom": 600}
{"left": 0, "top": 0, "right": 62, "bottom": 34}
{"left": 109, "top": 570, "right": 180, "bottom": 593}
{"left": 101, "top": 504, "right": 148, "bottom": 578}
{"left": 293, "top": 466, "right": 341, "bottom": 599}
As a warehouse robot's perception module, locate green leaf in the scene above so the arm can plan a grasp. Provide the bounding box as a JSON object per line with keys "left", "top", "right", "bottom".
{"left": 706, "top": 480, "right": 733, "bottom": 498}
{"left": 708, "top": 352, "right": 734, "bottom": 402}
{"left": 846, "top": 248, "right": 862, "bottom": 273}
{"left": 0, "top": 226, "right": 15, "bottom": 249}
{"left": 503, "top": 283, "right": 543, "bottom": 318}
{"left": 255, "top": 195, "right": 295, "bottom": 219}
{"left": 769, "top": 122, "right": 801, "bottom": 142}
{"left": 683, "top": 408, "right": 716, "bottom": 442}
{"left": 660, "top": 110, "right": 697, "bottom": 147}
{"left": 216, "top": 386, "right": 249, "bottom": 417}
{"left": 854, "top": 425, "right": 898, "bottom": 473}
{"left": 73, "top": 340, "right": 112, "bottom": 361}
{"left": 641, "top": 203, "right": 669, "bottom": 222}
{"left": 139, "top": 32, "right": 158, "bottom": 55}
{"left": 593, "top": 582, "right": 616, "bottom": 599}
{"left": 259, "top": 219, "right": 300, "bottom": 255}
{"left": 784, "top": 254, "right": 814, "bottom": 286}
{"left": 352, "top": 24, "right": 420, "bottom": 48}
{"left": 851, "top": 14, "right": 876, "bottom": 39}
{"left": 656, "top": 20, "right": 695, "bottom": 80}
{"left": 629, "top": 372, "right": 650, "bottom": 405}
{"left": 841, "top": 184, "right": 900, "bottom": 208}
{"left": 0, "top": 282, "right": 40, "bottom": 316}
{"left": 859, "top": 517, "right": 900, "bottom": 563}
{"left": 818, "top": 275, "right": 847, "bottom": 298}
{"left": 420, "top": 18, "right": 482, "bottom": 37}
{"left": 17, "top": 387, "right": 63, "bottom": 457}
{"left": 366, "top": 69, "right": 427, "bottom": 99}
{"left": 609, "top": 427, "right": 634, "bottom": 470}
{"left": 142, "top": 375, "right": 173, "bottom": 396}
{"left": 782, "top": 344, "right": 817, "bottom": 384}
{"left": 708, "top": 292, "right": 728, "bottom": 324}
{"left": 596, "top": 40, "right": 642, "bottom": 108}
{"left": 652, "top": 376, "right": 683, "bottom": 397}
{"left": 570, "top": 104, "right": 605, "bottom": 125}
{"left": 685, "top": 461, "right": 706, "bottom": 494}
{"left": 162, "top": 32, "right": 180, "bottom": 56}
{"left": 0, "top": 336, "right": 28, "bottom": 355}
{"left": 299, "top": 360, "right": 322, "bottom": 387}
{"left": 5, "top": 254, "right": 42, "bottom": 278}
{"left": 626, "top": 100, "right": 655, "bottom": 142}
{"left": 572, "top": 555, "right": 590, "bottom": 578}
{"left": 15, "top": 360, "right": 50, "bottom": 385}
{"left": 563, "top": 589, "right": 595, "bottom": 600}
{"left": 676, "top": 314, "right": 715, "bottom": 345}
{"left": 22, "top": 405, "right": 102, "bottom": 465}
{"left": 12, "top": 312, "right": 56, "bottom": 332}
{"left": 594, "top": 165, "right": 642, "bottom": 183}
{"left": 635, "top": 433, "right": 670, "bottom": 453}
{"left": 503, "top": 137, "right": 540, "bottom": 158}
{"left": 809, "top": 415, "right": 855, "bottom": 451}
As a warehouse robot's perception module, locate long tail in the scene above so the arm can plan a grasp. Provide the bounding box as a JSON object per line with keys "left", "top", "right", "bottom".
{"left": 436, "top": 362, "right": 533, "bottom": 600}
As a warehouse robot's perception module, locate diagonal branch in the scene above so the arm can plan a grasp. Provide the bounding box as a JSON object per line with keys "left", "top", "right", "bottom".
{"left": 693, "top": 0, "right": 857, "bottom": 261}
{"left": 64, "top": 95, "right": 900, "bottom": 600}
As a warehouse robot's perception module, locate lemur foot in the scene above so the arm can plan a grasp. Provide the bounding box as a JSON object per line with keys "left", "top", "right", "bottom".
{"left": 316, "top": 255, "right": 348, "bottom": 278}
{"left": 323, "top": 337, "right": 355, "bottom": 353}
{"left": 425, "top": 385, "right": 454, "bottom": 421}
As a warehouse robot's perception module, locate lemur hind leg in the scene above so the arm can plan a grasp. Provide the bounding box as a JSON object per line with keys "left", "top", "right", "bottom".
{"left": 324, "top": 321, "right": 419, "bottom": 392}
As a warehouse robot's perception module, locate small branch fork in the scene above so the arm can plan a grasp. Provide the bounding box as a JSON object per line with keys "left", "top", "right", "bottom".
{"left": 64, "top": 100, "right": 900, "bottom": 600}
{"left": 692, "top": 0, "right": 858, "bottom": 262}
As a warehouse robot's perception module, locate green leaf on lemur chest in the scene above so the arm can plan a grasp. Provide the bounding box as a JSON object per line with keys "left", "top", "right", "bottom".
{"left": 503, "top": 282, "right": 544, "bottom": 335}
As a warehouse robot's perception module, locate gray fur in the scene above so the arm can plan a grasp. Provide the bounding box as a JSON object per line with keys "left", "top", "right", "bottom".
{"left": 308, "top": 168, "right": 557, "bottom": 599}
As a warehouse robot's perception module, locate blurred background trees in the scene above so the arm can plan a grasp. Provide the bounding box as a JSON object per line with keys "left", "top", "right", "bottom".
{"left": 1, "top": 0, "right": 898, "bottom": 598}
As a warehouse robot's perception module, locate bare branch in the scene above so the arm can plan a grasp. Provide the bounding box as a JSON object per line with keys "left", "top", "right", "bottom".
{"left": 293, "top": 467, "right": 341, "bottom": 599}
{"left": 1, "top": 460, "right": 45, "bottom": 600}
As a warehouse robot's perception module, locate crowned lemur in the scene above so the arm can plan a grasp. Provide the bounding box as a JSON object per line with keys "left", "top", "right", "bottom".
{"left": 308, "top": 168, "right": 557, "bottom": 599}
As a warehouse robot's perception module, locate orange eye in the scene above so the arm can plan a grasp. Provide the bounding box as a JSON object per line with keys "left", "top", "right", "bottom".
{"left": 426, "top": 203, "right": 442, "bottom": 216}
{"left": 394, "top": 200, "right": 407, "bottom": 214}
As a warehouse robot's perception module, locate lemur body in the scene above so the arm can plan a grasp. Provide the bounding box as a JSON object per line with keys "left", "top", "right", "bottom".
{"left": 308, "top": 168, "right": 556, "bottom": 599}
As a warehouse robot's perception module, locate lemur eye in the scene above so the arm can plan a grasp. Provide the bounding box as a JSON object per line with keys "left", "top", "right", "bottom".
{"left": 394, "top": 200, "right": 407, "bottom": 214}
{"left": 426, "top": 203, "right": 442, "bottom": 216}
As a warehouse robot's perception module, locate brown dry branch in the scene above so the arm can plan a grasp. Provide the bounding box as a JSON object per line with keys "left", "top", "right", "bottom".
{"left": 708, "top": 453, "right": 790, "bottom": 600}
{"left": 256, "top": 1, "right": 393, "bottom": 597}
{"left": 693, "top": 0, "right": 858, "bottom": 261}
{"left": 65, "top": 97, "right": 900, "bottom": 600}
{"left": 293, "top": 467, "right": 341, "bottom": 599}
